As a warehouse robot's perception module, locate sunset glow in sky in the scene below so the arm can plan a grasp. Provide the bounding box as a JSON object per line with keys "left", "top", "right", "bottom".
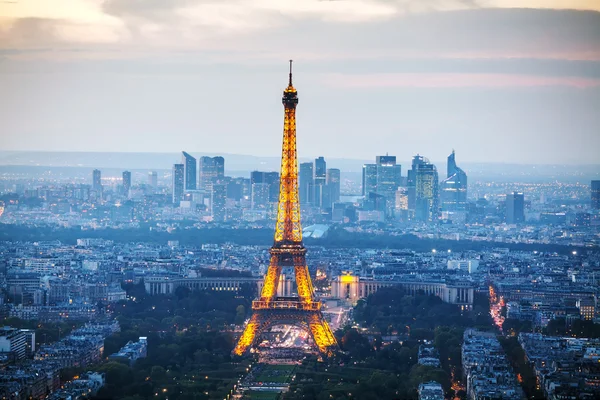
{"left": 1, "top": 1, "right": 599, "bottom": 163}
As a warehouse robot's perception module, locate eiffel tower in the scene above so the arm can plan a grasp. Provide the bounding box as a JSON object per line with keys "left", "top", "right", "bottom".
{"left": 233, "top": 61, "right": 338, "bottom": 357}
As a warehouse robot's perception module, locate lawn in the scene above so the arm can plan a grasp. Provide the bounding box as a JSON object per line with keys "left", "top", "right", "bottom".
{"left": 254, "top": 364, "right": 296, "bottom": 384}
{"left": 246, "top": 391, "right": 282, "bottom": 400}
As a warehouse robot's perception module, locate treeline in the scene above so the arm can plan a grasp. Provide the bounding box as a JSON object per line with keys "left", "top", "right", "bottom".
{"left": 0, "top": 223, "right": 590, "bottom": 255}
{"left": 354, "top": 287, "right": 492, "bottom": 335}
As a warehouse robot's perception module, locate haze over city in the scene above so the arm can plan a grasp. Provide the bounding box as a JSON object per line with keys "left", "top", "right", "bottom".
{"left": 1, "top": 1, "right": 600, "bottom": 163}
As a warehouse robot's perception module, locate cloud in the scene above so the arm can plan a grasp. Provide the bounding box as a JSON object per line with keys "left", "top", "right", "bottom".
{"left": 324, "top": 72, "right": 600, "bottom": 88}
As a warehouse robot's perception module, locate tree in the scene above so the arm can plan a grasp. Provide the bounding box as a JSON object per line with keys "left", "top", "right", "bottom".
{"left": 234, "top": 305, "right": 246, "bottom": 325}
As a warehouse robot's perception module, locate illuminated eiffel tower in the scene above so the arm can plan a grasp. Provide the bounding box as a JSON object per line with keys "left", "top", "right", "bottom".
{"left": 233, "top": 61, "right": 338, "bottom": 357}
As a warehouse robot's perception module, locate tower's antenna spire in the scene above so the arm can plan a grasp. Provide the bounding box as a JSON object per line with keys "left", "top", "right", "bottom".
{"left": 289, "top": 59, "right": 293, "bottom": 86}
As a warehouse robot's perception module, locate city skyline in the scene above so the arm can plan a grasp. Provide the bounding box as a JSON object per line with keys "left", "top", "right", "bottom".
{"left": 1, "top": 3, "right": 600, "bottom": 163}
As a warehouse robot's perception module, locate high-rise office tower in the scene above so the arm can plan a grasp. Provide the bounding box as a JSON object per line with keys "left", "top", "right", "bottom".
{"left": 592, "top": 181, "right": 600, "bottom": 210}
{"left": 314, "top": 157, "right": 326, "bottom": 186}
{"left": 326, "top": 168, "right": 341, "bottom": 204}
{"left": 407, "top": 155, "right": 426, "bottom": 213}
{"left": 440, "top": 150, "right": 468, "bottom": 212}
{"left": 181, "top": 151, "right": 197, "bottom": 191}
{"left": 362, "top": 164, "right": 377, "bottom": 197}
{"left": 395, "top": 187, "right": 409, "bottom": 220}
{"left": 362, "top": 156, "right": 401, "bottom": 216}
{"left": 299, "top": 162, "right": 314, "bottom": 205}
{"left": 413, "top": 157, "right": 439, "bottom": 223}
{"left": 227, "top": 178, "right": 244, "bottom": 201}
{"left": 172, "top": 164, "right": 185, "bottom": 206}
{"left": 251, "top": 171, "right": 280, "bottom": 203}
{"left": 122, "top": 171, "right": 131, "bottom": 198}
{"left": 506, "top": 192, "right": 525, "bottom": 224}
{"left": 313, "top": 157, "right": 327, "bottom": 208}
{"left": 251, "top": 183, "right": 271, "bottom": 209}
{"left": 210, "top": 184, "right": 227, "bottom": 222}
{"left": 376, "top": 155, "right": 401, "bottom": 201}
{"left": 199, "top": 156, "right": 225, "bottom": 190}
{"left": 92, "top": 169, "right": 102, "bottom": 192}
{"left": 148, "top": 171, "right": 158, "bottom": 188}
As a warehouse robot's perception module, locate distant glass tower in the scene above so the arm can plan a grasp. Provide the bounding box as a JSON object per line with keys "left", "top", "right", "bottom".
{"left": 92, "top": 169, "right": 102, "bottom": 192}
{"left": 313, "top": 157, "right": 327, "bottom": 208}
{"left": 440, "top": 150, "right": 467, "bottom": 212}
{"left": 251, "top": 183, "right": 271, "bottom": 210}
{"left": 172, "top": 164, "right": 184, "bottom": 206}
{"left": 122, "top": 171, "right": 131, "bottom": 198}
{"left": 592, "top": 180, "right": 600, "bottom": 210}
{"left": 181, "top": 151, "right": 197, "bottom": 191}
{"left": 199, "top": 156, "right": 225, "bottom": 190}
{"left": 506, "top": 192, "right": 525, "bottom": 224}
{"left": 326, "top": 168, "right": 341, "bottom": 204}
{"left": 299, "top": 162, "right": 314, "bottom": 205}
{"left": 362, "top": 156, "right": 401, "bottom": 217}
{"left": 376, "top": 156, "right": 401, "bottom": 213}
{"left": 251, "top": 171, "right": 280, "bottom": 203}
{"left": 414, "top": 157, "right": 439, "bottom": 223}
{"left": 362, "top": 164, "right": 377, "bottom": 197}
{"left": 407, "top": 155, "right": 426, "bottom": 214}
{"left": 210, "top": 183, "right": 227, "bottom": 222}
{"left": 148, "top": 171, "right": 158, "bottom": 188}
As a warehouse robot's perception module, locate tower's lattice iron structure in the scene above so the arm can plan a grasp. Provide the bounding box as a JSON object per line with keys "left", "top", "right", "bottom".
{"left": 233, "top": 61, "right": 338, "bottom": 357}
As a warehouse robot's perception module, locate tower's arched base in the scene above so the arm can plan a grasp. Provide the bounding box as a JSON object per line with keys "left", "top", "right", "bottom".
{"left": 233, "top": 309, "right": 338, "bottom": 357}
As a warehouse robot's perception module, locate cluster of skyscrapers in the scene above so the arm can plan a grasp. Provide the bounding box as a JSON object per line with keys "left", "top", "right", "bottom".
{"left": 172, "top": 153, "right": 226, "bottom": 220}
{"left": 169, "top": 152, "right": 342, "bottom": 223}
{"left": 362, "top": 151, "right": 467, "bottom": 223}
{"left": 89, "top": 154, "right": 599, "bottom": 226}
{"left": 299, "top": 157, "right": 341, "bottom": 209}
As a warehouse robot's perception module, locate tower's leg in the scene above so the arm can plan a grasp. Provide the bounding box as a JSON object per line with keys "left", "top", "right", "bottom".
{"left": 307, "top": 313, "right": 338, "bottom": 357}
{"left": 294, "top": 263, "right": 314, "bottom": 304}
{"left": 259, "top": 255, "right": 281, "bottom": 301}
{"left": 233, "top": 313, "right": 261, "bottom": 356}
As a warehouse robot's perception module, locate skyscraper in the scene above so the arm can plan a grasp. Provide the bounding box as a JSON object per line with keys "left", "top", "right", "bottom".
{"left": 592, "top": 181, "right": 600, "bottom": 210}
{"left": 313, "top": 157, "right": 327, "bottom": 208}
{"left": 440, "top": 150, "right": 468, "bottom": 212}
{"left": 362, "top": 164, "right": 377, "bottom": 197}
{"left": 181, "top": 151, "right": 197, "bottom": 191}
{"left": 92, "top": 169, "right": 102, "bottom": 192}
{"left": 199, "top": 156, "right": 225, "bottom": 190}
{"left": 122, "top": 171, "right": 131, "bottom": 198}
{"left": 148, "top": 171, "right": 158, "bottom": 188}
{"left": 376, "top": 156, "right": 402, "bottom": 210}
{"left": 172, "top": 164, "right": 184, "bottom": 206}
{"left": 414, "top": 157, "right": 439, "bottom": 223}
{"left": 362, "top": 156, "right": 401, "bottom": 216}
{"left": 407, "top": 155, "right": 426, "bottom": 213}
{"left": 211, "top": 184, "right": 227, "bottom": 222}
{"left": 251, "top": 183, "right": 271, "bottom": 209}
{"left": 251, "top": 171, "right": 280, "bottom": 203}
{"left": 299, "top": 162, "right": 314, "bottom": 205}
{"left": 506, "top": 192, "right": 525, "bottom": 224}
{"left": 314, "top": 157, "right": 326, "bottom": 186}
{"left": 326, "top": 168, "right": 341, "bottom": 204}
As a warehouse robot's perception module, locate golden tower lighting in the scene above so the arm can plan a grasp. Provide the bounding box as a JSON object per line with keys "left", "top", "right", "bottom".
{"left": 233, "top": 61, "right": 338, "bottom": 357}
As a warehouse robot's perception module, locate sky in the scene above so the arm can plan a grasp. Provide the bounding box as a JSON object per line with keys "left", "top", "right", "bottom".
{"left": 0, "top": 0, "right": 599, "bottom": 164}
